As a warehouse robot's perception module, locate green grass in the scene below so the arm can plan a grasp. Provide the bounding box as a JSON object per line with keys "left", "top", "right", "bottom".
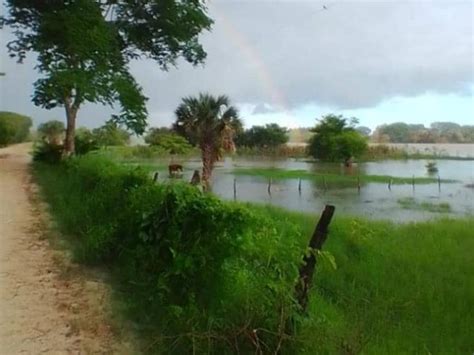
{"left": 232, "top": 167, "right": 456, "bottom": 185}
{"left": 33, "top": 156, "right": 473, "bottom": 354}
{"left": 397, "top": 197, "right": 452, "bottom": 213}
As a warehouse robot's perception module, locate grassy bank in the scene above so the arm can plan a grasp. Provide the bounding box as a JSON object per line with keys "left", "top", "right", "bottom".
{"left": 33, "top": 155, "right": 473, "bottom": 353}
{"left": 232, "top": 167, "right": 456, "bottom": 185}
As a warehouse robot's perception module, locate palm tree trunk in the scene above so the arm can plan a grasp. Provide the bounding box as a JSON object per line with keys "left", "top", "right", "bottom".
{"left": 201, "top": 143, "right": 214, "bottom": 191}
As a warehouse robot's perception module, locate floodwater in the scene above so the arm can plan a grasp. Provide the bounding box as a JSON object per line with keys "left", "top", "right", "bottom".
{"left": 155, "top": 155, "right": 474, "bottom": 222}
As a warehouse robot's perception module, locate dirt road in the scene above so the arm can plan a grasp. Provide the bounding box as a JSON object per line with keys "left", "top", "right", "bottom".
{"left": 0, "top": 144, "right": 132, "bottom": 354}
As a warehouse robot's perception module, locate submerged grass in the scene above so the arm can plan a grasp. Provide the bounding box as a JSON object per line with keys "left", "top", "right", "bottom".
{"left": 33, "top": 156, "right": 474, "bottom": 354}
{"left": 232, "top": 167, "right": 456, "bottom": 185}
{"left": 397, "top": 197, "right": 452, "bottom": 213}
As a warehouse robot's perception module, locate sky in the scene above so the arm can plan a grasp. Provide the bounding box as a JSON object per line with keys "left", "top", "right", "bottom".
{"left": 0, "top": 0, "right": 473, "bottom": 131}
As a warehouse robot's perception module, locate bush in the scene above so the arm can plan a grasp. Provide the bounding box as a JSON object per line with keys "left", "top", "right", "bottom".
{"left": 37, "top": 120, "right": 65, "bottom": 144}
{"left": 32, "top": 142, "right": 63, "bottom": 163}
{"left": 0, "top": 111, "right": 33, "bottom": 146}
{"left": 74, "top": 127, "right": 99, "bottom": 155}
{"left": 33, "top": 156, "right": 304, "bottom": 352}
{"left": 145, "top": 128, "right": 192, "bottom": 154}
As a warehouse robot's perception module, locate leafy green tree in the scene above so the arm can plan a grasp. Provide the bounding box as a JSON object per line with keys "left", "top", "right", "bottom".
{"left": 37, "top": 120, "right": 65, "bottom": 145}
{"left": 75, "top": 127, "right": 99, "bottom": 155}
{"left": 174, "top": 93, "right": 241, "bottom": 188}
{"left": 145, "top": 128, "right": 191, "bottom": 154}
{"left": 0, "top": 111, "right": 32, "bottom": 146}
{"left": 92, "top": 121, "right": 130, "bottom": 146}
{"left": 236, "top": 123, "right": 288, "bottom": 148}
{"left": 1, "top": 0, "right": 213, "bottom": 155}
{"left": 308, "top": 114, "right": 367, "bottom": 163}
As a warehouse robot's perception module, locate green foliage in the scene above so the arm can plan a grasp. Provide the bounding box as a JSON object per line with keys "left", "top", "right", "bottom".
{"left": 37, "top": 120, "right": 65, "bottom": 144}
{"left": 92, "top": 121, "right": 130, "bottom": 147}
{"left": 308, "top": 114, "right": 368, "bottom": 162}
{"left": 0, "top": 111, "right": 32, "bottom": 146}
{"left": 425, "top": 161, "right": 438, "bottom": 173}
{"left": 75, "top": 127, "right": 99, "bottom": 155}
{"left": 2, "top": 0, "right": 213, "bottom": 152}
{"left": 397, "top": 197, "right": 451, "bottom": 213}
{"left": 34, "top": 157, "right": 474, "bottom": 353}
{"left": 236, "top": 123, "right": 289, "bottom": 148}
{"left": 144, "top": 128, "right": 192, "bottom": 154}
{"left": 231, "top": 167, "right": 455, "bottom": 185}
{"left": 32, "top": 142, "right": 63, "bottom": 163}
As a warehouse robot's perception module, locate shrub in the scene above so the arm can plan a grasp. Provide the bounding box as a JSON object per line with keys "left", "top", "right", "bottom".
{"left": 74, "top": 127, "right": 99, "bottom": 155}
{"left": 145, "top": 128, "right": 192, "bottom": 154}
{"left": 0, "top": 111, "right": 32, "bottom": 146}
{"left": 37, "top": 120, "right": 65, "bottom": 144}
{"left": 32, "top": 142, "right": 63, "bottom": 163}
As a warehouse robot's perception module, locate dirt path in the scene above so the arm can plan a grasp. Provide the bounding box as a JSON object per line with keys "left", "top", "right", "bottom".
{"left": 0, "top": 144, "right": 133, "bottom": 354}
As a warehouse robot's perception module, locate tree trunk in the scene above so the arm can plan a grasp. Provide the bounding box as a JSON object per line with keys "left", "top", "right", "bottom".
{"left": 201, "top": 143, "right": 214, "bottom": 191}
{"left": 64, "top": 98, "right": 78, "bottom": 156}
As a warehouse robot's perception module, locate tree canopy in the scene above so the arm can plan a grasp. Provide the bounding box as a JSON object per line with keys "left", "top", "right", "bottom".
{"left": 236, "top": 123, "right": 289, "bottom": 148}
{"left": 92, "top": 121, "right": 130, "bottom": 146}
{"left": 308, "top": 114, "right": 367, "bottom": 162}
{"left": 145, "top": 128, "right": 192, "bottom": 154}
{"left": 174, "top": 93, "right": 241, "bottom": 187}
{"left": 1, "top": 0, "right": 213, "bottom": 154}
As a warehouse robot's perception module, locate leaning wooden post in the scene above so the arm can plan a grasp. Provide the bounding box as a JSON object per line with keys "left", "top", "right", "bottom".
{"left": 412, "top": 175, "right": 415, "bottom": 192}
{"left": 267, "top": 177, "right": 272, "bottom": 196}
{"left": 295, "top": 205, "right": 336, "bottom": 312}
{"left": 388, "top": 178, "right": 392, "bottom": 191}
{"left": 233, "top": 178, "right": 237, "bottom": 200}
{"left": 438, "top": 175, "right": 441, "bottom": 193}
{"left": 357, "top": 176, "right": 361, "bottom": 194}
{"left": 298, "top": 178, "right": 302, "bottom": 194}
{"left": 153, "top": 171, "right": 159, "bottom": 182}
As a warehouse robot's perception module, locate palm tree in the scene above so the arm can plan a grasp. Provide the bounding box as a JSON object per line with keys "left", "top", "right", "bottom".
{"left": 174, "top": 93, "right": 242, "bottom": 189}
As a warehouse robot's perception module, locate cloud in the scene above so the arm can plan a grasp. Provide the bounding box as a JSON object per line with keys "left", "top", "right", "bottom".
{"left": 1, "top": 0, "right": 472, "bottom": 127}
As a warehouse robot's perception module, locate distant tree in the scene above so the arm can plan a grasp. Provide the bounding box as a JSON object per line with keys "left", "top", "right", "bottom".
{"left": 355, "top": 126, "right": 371, "bottom": 137}
{"left": 92, "top": 121, "right": 130, "bottom": 146}
{"left": 0, "top": 111, "right": 32, "bottom": 146}
{"left": 75, "top": 127, "right": 99, "bottom": 155}
{"left": 174, "top": 93, "right": 241, "bottom": 188}
{"left": 1, "top": 1, "right": 213, "bottom": 155}
{"left": 37, "top": 120, "right": 65, "bottom": 145}
{"left": 236, "top": 124, "right": 289, "bottom": 148}
{"left": 145, "top": 128, "right": 191, "bottom": 154}
{"left": 308, "top": 114, "right": 367, "bottom": 164}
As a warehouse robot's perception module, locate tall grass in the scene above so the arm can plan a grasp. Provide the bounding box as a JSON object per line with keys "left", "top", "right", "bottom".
{"left": 33, "top": 155, "right": 474, "bottom": 354}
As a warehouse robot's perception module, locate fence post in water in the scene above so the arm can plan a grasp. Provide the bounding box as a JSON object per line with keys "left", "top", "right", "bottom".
{"left": 233, "top": 178, "right": 237, "bottom": 200}
{"left": 268, "top": 177, "right": 272, "bottom": 196}
{"left": 298, "top": 178, "right": 302, "bottom": 195}
{"left": 357, "top": 175, "right": 361, "bottom": 194}
{"left": 388, "top": 178, "right": 392, "bottom": 191}
{"left": 295, "top": 205, "right": 336, "bottom": 312}
{"left": 438, "top": 175, "right": 441, "bottom": 193}
{"left": 153, "top": 171, "right": 159, "bottom": 182}
{"left": 412, "top": 175, "right": 415, "bottom": 192}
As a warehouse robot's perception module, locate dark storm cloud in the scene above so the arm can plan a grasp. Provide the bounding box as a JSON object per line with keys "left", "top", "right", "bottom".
{"left": 1, "top": 0, "right": 472, "bottom": 126}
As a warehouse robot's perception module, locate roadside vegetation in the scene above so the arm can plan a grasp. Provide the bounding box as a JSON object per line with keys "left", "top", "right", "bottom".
{"left": 0, "top": 111, "right": 32, "bottom": 147}
{"left": 33, "top": 154, "right": 474, "bottom": 353}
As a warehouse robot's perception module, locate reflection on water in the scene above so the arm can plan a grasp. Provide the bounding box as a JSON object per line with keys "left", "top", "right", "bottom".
{"left": 156, "top": 157, "right": 474, "bottom": 222}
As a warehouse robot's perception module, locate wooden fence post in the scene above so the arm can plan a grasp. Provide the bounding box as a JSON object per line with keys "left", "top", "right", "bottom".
{"left": 298, "top": 178, "right": 302, "bottom": 194}
{"left": 233, "top": 178, "right": 237, "bottom": 200}
{"left": 412, "top": 175, "right": 415, "bottom": 192}
{"left": 357, "top": 176, "right": 361, "bottom": 194}
{"left": 268, "top": 178, "right": 272, "bottom": 196}
{"left": 388, "top": 178, "right": 392, "bottom": 191}
{"left": 295, "top": 205, "right": 336, "bottom": 312}
{"left": 153, "top": 172, "right": 159, "bottom": 182}
{"left": 438, "top": 175, "right": 441, "bottom": 193}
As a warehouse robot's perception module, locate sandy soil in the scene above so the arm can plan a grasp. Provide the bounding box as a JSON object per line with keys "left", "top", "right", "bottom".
{"left": 0, "top": 144, "right": 134, "bottom": 354}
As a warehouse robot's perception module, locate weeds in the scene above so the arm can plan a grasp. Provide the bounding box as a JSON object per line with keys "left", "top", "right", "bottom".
{"left": 397, "top": 197, "right": 451, "bottom": 213}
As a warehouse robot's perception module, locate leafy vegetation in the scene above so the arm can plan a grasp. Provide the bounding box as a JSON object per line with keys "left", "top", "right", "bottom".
{"left": 33, "top": 155, "right": 474, "bottom": 353}
{"left": 144, "top": 128, "right": 192, "bottom": 154}
{"left": 231, "top": 167, "right": 455, "bottom": 185}
{"left": 308, "top": 115, "right": 368, "bottom": 163}
{"left": 1, "top": 0, "right": 213, "bottom": 154}
{"left": 37, "top": 120, "right": 65, "bottom": 144}
{"left": 0, "top": 111, "right": 32, "bottom": 146}
{"left": 397, "top": 197, "right": 451, "bottom": 213}
{"left": 174, "top": 93, "right": 242, "bottom": 187}
{"left": 372, "top": 121, "right": 474, "bottom": 143}
{"left": 92, "top": 121, "right": 130, "bottom": 147}
{"left": 236, "top": 123, "right": 289, "bottom": 148}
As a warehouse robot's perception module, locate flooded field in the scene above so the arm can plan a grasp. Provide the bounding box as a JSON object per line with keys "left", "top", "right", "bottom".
{"left": 142, "top": 155, "right": 474, "bottom": 222}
